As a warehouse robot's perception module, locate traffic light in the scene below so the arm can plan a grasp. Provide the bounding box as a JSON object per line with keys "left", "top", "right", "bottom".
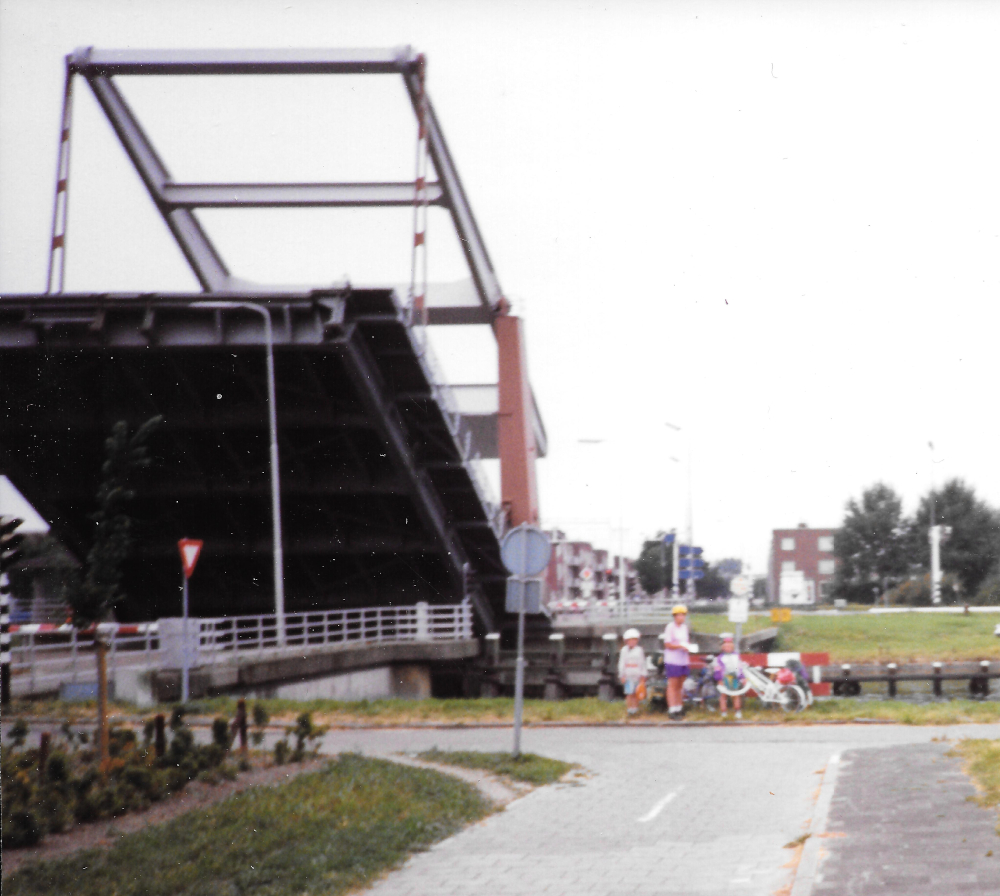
{"left": 0, "top": 516, "right": 24, "bottom": 574}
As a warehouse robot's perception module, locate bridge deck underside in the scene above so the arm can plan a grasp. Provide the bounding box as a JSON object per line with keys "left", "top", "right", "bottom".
{"left": 0, "top": 288, "right": 506, "bottom": 627}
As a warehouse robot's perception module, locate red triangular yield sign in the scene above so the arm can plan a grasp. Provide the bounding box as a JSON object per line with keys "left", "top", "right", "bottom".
{"left": 178, "top": 539, "right": 204, "bottom": 579}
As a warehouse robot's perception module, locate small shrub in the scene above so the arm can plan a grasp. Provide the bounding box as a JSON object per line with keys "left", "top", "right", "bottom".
{"left": 211, "top": 717, "right": 233, "bottom": 751}
{"left": 108, "top": 727, "right": 137, "bottom": 758}
{"left": 273, "top": 739, "right": 289, "bottom": 765}
{"left": 10, "top": 718, "right": 28, "bottom": 748}
{"left": 197, "top": 768, "right": 220, "bottom": 785}
{"left": 218, "top": 762, "right": 238, "bottom": 781}
{"left": 252, "top": 702, "right": 269, "bottom": 727}
{"left": 170, "top": 706, "right": 187, "bottom": 731}
{"left": 2, "top": 809, "right": 42, "bottom": 848}
{"left": 168, "top": 728, "right": 195, "bottom": 763}
{"left": 288, "top": 711, "right": 327, "bottom": 761}
{"left": 237, "top": 756, "right": 251, "bottom": 773}
{"left": 124, "top": 764, "right": 152, "bottom": 794}
{"left": 36, "top": 786, "right": 72, "bottom": 834}
{"left": 46, "top": 751, "right": 69, "bottom": 783}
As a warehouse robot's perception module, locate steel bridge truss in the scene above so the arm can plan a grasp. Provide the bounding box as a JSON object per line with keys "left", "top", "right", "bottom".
{"left": 1, "top": 47, "right": 550, "bottom": 632}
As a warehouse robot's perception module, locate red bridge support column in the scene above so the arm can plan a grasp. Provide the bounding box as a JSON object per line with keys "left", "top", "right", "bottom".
{"left": 495, "top": 314, "right": 539, "bottom": 527}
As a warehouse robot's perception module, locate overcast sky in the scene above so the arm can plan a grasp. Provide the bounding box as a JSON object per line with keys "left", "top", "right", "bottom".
{"left": 3, "top": 0, "right": 1000, "bottom": 576}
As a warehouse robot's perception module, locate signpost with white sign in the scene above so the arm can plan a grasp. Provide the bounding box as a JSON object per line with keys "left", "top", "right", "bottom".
{"left": 177, "top": 539, "right": 203, "bottom": 703}
{"left": 500, "top": 524, "right": 552, "bottom": 757}
{"left": 728, "top": 585, "right": 750, "bottom": 653}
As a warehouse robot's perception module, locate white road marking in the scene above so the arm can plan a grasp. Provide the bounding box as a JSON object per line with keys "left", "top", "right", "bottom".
{"left": 637, "top": 786, "right": 683, "bottom": 822}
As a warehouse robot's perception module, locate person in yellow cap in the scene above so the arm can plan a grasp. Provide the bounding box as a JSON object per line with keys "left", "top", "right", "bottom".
{"left": 662, "top": 605, "right": 691, "bottom": 718}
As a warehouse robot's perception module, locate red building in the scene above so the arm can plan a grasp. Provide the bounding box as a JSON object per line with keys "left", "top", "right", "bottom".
{"left": 767, "top": 524, "right": 838, "bottom": 605}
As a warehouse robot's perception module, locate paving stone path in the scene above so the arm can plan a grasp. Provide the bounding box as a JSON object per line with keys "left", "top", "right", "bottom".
{"left": 318, "top": 723, "right": 1000, "bottom": 896}
{"left": 811, "top": 741, "right": 1000, "bottom": 895}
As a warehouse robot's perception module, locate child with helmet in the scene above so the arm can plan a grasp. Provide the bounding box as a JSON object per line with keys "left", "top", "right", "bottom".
{"left": 712, "top": 633, "right": 745, "bottom": 720}
{"left": 618, "top": 628, "right": 647, "bottom": 716}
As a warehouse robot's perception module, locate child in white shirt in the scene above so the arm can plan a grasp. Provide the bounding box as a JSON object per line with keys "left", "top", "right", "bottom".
{"left": 712, "top": 634, "right": 745, "bottom": 719}
{"left": 618, "top": 628, "right": 647, "bottom": 716}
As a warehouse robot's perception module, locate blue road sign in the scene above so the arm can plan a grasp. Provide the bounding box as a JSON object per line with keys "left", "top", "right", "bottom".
{"left": 506, "top": 578, "right": 544, "bottom": 614}
{"left": 501, "top": 525, "right": 552, "bottom": 577}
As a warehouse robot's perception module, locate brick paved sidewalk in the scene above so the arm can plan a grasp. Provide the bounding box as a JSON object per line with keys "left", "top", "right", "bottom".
{"left": 812, "top": 742, "right": 1000, "bottom": 895}
{"left": 317, "top": 725, "right": 1000, "bottom": 896}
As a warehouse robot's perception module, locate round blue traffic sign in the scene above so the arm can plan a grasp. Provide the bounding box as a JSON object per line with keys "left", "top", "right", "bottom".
{"left": 500, "top": 525, "right": 552, "bottom": 577}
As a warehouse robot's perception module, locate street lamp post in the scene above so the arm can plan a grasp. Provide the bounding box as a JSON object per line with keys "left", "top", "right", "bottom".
{"left": 664, "top": 422, "right": 694, "bottom": 601}
{"left": 192, "top": 301, "right": 286, "bottom": 645}
{"left": 577, "top": 438, "right": 627, "bottom": 608}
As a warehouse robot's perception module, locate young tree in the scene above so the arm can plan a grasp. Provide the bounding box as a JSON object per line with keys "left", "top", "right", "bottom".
{"left": 634, "top": 537, "right": 674, "bottom": 595}
{"left": 908, "top": 478, "right": 1000, "bottom": 596}
{"left": 67, "top": 416, "right": 161, "bottom": 771}
{"left": 834, "top": 483, "right": 910, "bottom": 600}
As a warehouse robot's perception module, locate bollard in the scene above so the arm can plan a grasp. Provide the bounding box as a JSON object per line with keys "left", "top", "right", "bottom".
{"left": 932, "top": 662, "right": 943, "bottom": 697}
{"left": 485, "top": 632, "right": 501, "bottom": 666}
{"left": 154, "top": 713, "right": 166, "bottom": 758}
{"left": 887, "top": 663, "right": 898, "bottom": 699}
{"left": 544, "top": 633, "right": 565, "bottom": 701}
{"left": 236, "top": 698, "right": 248, "bottom": 755}
{"left": 480, "top": 633, "right": 502, "bottom": 698}
{"left": 549, "top": 632, "right": 566, "bottom": 666}
{"left": 970, "top": 661, "right": 990, "bottom": 698}
{"left": 598, "top": 632, "right": 619, "bottom": 702}
{"left": 38, "top": 732, "right": 50, "bottom": 781}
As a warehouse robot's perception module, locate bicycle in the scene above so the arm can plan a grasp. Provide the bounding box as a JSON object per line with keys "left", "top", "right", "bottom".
{"left": 717, "top": 661, "right": 809, "bottom": 712}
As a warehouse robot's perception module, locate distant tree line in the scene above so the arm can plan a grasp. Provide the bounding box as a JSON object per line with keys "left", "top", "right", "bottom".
{"left": 834, "top": 479, "right": 1000, "bottom": 605}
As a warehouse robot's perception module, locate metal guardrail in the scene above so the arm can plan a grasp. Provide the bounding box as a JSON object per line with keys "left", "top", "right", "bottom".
{"left": 196, "top": 603, "right": 474, "bottom": 660}
{"left": 9, "top": 603, "right": 474, "bottom": 696}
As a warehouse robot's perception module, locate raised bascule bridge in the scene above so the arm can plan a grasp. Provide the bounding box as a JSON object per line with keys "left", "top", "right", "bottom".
{"left": 0, "top": 48, "right": 550, "bottom": 699}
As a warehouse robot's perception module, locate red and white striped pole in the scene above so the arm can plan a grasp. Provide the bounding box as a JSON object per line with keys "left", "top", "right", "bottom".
{"left": 409, "top": 54, "right": 429, "bottom": 327}
{"left": 0, "top": 517, "right": 25, "bottom": 707}
{"left": 46, "top": 63, "right": 76, "bottom": 294}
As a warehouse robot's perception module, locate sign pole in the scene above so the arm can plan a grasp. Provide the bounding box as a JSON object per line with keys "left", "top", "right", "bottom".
{"left": 513, "top": 596, "right": 526, "bottom": 756}
{"left": 499, "top": 524, "right": 552, "bottom": 759}
{"left": 177, "top": 539, "right": 203, "bottom": 705}
{"left": 181, "top": 572, "right": 190, "bottom": 703}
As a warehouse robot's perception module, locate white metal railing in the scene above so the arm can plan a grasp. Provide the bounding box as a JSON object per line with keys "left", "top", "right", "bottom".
{"left": 549, "top": 597, "right": 690, "bottom": 626}
{"left": 196, "top": 603, "right": 474, "bottom": 659}
{"left": 8, "top": 603, "right": 474, "bottom": 695}
{"left": 8, "top": 624, "right": 160, "bottom": 697}
{"left": 196, "top": 602, "right": 474, "bottom": 662}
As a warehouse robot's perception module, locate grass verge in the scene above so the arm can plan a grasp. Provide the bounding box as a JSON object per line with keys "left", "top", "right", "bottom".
{"left": 417, "top": 748, "right": 575, "bottom": 785}
{"left": 951, "top": 739, "right": 1000, "bottom": 834}
{"left": 5, "top": 754, "right": 492, "bottom": 896}
{"left": 759, "top": 612, "right": 1000, "bottom": 663}
{"left": 12, "top": 695, "right": 1000, "bottom": 728}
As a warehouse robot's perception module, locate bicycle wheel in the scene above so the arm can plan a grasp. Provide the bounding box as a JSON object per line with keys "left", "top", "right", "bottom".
{"left": 777, "top": 684, "right": 807, "bottom": 712}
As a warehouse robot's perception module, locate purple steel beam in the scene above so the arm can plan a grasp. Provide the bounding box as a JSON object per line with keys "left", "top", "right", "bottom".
{"left": 68, "top": 45, "right": 504, "bottom": 315}
{"left": 68, "top": 46, "right": 416, "bottom": 76}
